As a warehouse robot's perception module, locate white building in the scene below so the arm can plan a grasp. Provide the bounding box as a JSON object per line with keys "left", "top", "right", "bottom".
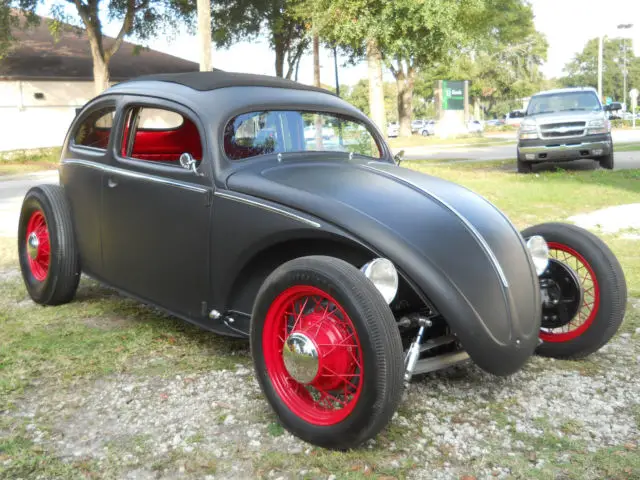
{"left": 0, "top": 14, "right": 198, "bottom": 151}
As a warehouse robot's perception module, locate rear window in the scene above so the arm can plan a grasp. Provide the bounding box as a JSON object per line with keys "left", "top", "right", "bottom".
{"left": 223, "top": 110, "right": 382, "bottom": 160}
{"left": 73, "top": 107, "right": 116, "bottom": 150}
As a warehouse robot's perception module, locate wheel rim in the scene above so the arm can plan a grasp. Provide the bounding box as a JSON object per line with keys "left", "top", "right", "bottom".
{"left": 262, "top": 285, "right": 364, "bottom": 426}
{"left": 539, "top": 242, "right": 600, "bottom": 342}
{"left": 25, "top": 210, "right": 50, "bottom": 282}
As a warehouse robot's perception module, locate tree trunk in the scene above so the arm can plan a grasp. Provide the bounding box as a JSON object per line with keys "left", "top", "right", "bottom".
{"left": 274, "top": 35, "right": 285, "bottom": 77}
{"left": 366, "top": 38, "right": 386, "bottom": 134}
{"left": 394, "top": 66, "right": 415, "bottom": 137}
{"left": 313, "top": 33, "right": 323, "bottom": 150}
{"left": 93, "top": 57, "right": 110, "bottom": 94}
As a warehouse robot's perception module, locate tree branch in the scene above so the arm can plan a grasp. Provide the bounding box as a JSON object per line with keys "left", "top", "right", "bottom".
{"left": 105, "top": 0, "right": 136, "bottom": 60}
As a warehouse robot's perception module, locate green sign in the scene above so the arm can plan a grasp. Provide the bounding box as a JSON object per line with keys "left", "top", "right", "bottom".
{"left": 606, "top": 97, "right": 612, "bottom": 105}
{"left": 443, "top": 80, "right": 464, "bottom": 110}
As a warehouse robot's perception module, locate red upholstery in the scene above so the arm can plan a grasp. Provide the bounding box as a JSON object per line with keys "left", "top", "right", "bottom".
{"left": 130, "top": 118, "right": 202, "bottom": 162}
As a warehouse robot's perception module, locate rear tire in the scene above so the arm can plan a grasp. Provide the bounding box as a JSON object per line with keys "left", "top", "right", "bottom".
{"left": 18, "top": 185, "right": 80, "bottom": 305}
{"left": 521, "top": 223, "right": 626, "bottom": 359}
{"left": 250, "top": 255, "right": 404, "bottom": 450}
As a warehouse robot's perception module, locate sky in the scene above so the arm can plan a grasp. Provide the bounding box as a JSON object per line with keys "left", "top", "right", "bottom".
{"left": 39, "top": 0, "right": 640, "bottom": 87}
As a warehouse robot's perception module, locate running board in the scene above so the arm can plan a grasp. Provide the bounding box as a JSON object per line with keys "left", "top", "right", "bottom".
{"left": 412, "top": 350, "right": 470, "bottom": 375}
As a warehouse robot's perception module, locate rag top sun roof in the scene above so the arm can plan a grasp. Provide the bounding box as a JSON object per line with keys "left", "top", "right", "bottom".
{"left": 127, "top": 69, "right": 335, "bottom": 95}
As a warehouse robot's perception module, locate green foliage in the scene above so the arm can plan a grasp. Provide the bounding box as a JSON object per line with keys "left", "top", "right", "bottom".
{"left": 212, "top": 0, "right": 309, "bottom": 78}
{"left": 340, "top": 79, "right": 399, "bottom": 120}
{"left": 561, "top": 37, "right": 640, "bottom": 103}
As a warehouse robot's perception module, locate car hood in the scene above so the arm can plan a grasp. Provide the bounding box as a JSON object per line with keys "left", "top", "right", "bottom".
{"left": 226, "top": 158, "right": 541, "bottom": 375}
{"left": 527, "top": 110, "right": 605, "bottom": 125}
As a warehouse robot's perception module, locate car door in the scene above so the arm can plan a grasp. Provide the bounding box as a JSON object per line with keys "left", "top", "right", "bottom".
{"left": 100, "top": 97, "right": 213, "bottom": 319}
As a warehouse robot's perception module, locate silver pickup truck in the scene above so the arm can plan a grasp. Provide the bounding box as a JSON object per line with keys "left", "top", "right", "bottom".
{"left": 517, "top": 87, "right": 614, "bottom": 173}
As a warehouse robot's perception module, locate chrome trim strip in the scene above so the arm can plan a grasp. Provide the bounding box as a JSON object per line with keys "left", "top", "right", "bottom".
{"left": 214, "top": 191, "right": 321, "bottom": 228}
{"left": 364, "top": 164, "right": 510, "bottom": 288}
{"left": 519, "top": 140, "right": 610, "bottom": 154}
{"left": 62, "top": 159, "right": 209, "bottom": 193}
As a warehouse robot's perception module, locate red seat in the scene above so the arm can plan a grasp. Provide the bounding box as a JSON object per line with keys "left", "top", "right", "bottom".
{"left": 128, "top": 118, "right": 202, "bottom": 162}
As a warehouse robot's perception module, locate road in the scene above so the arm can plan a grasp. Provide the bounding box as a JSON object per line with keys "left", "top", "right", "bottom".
{"left": 397, "top": 129, "right": 640, "bottom": 166}
{"left": 0, "top": 170, "right": 59, "bottom": 237}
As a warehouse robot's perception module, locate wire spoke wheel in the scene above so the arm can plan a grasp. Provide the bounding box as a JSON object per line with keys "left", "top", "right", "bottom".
{"left": 539, "top": 242, "right": 600, "bottom": 342}
{"left": 263, "top": 285, "right": 364, "bottom": 426}
{"left": 25, "top": 210, "right": 51, "bottom": 282}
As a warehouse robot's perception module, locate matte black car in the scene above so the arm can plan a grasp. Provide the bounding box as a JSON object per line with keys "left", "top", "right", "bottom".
{"left": 18, "top": 70, "right": 627, "bottom": 450}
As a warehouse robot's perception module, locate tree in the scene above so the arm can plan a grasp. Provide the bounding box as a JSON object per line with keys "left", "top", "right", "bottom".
{"left": 212, "top": 0, "right": 309, "bottom": 78}
{"left": 5, "top": 0, "right": 195, "bottom": 93}
{"left": 0, "top": 3, "right": 38, "bottom": 59}
{"left": 561, "top": 37, "right": 640, "bottom": 103}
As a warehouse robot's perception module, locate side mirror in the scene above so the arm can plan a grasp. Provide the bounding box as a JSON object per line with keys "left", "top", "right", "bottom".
{"left": 394, "top": 149, "right": 405, "bottom": 166}
{"left": 603, "top": 104, "right": 611, "bottom": 112}
{"left": 179, "top": 152, "right": 203, "bottom": 176}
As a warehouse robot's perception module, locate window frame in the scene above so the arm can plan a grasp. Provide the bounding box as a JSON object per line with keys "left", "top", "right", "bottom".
{"left": 222, "top": 109, "right": 384, "bottom": 163}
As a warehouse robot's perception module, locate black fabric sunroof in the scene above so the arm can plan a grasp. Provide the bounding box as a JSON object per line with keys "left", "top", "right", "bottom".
{"left": 127, "top": 69, "right": 335, "bottom": 95}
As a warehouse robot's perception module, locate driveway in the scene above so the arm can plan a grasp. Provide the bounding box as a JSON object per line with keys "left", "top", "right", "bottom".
{"left": 0, "top": 170, "right": 59, "bottom": 237}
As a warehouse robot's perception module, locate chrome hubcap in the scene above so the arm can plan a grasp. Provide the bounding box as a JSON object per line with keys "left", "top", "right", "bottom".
{"left": 27, "top": 232, "right": 39, "bottom": 259}
{"left": 282, "top": 332, "right": 319, "bottom": 384}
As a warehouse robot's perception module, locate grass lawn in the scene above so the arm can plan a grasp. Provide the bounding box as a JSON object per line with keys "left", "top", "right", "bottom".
{"left": 1, "top": 162, "right": 638, "bottom": 479}
{"left": 387, "top": 134, "right": 513, "bottom": 149}
{"left": 0, "top": 148, "right": 60, "bottom": 176}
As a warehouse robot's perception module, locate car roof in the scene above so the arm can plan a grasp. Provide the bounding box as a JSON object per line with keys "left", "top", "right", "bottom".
{"left": 532, "top": 87, "right": 598, "bottom": 97}
{"left": 121, "top": 69, "right": 334, "bottom": 96}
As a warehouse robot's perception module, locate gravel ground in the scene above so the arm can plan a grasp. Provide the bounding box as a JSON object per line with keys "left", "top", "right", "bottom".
{"left": 5, "top": 313, "right": 640, "bottom": 479}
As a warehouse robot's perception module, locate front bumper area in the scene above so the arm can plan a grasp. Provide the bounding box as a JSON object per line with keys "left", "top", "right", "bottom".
{"left": 518, "top": 134, "right": 611, "bottom": 162}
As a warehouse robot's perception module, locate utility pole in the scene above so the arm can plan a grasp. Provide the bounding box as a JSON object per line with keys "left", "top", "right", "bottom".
{"left": 617, "top": 24, "right": 633, "bottom": 108}
{"left": 597, "top": 35, "right": 604, "bottom": 101}
{"left": 197, "top": 0, "right": 212, "bottom": 71}
{"left": 333, "top": 46, "right": 340, "bottom": 97}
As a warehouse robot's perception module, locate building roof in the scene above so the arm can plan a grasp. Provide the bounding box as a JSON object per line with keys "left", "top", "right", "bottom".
{"left": 127, "top": 70, "right": 335, "bottom": 95}
{"left": 0, "top": 13, "right": 198, "bottom": 81}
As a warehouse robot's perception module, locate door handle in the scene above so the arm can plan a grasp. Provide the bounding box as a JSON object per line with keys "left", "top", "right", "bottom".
{"left": 107, "top": 177, "right": 118, "bottom": 188}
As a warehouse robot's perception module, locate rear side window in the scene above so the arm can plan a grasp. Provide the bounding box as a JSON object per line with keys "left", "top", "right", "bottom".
{"left": 73, "top": 107, "right": 116, "bottom": 150}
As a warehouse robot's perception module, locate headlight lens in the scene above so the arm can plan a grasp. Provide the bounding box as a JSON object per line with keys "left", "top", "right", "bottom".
{"left": 526, "top": 235, "right": 549, "bottom": 276}
{"left": 587, "top": 119, "right": 610, "bottom": 135}
{"left": 361, "top": 258, "right": 398, "bottom": 304}
{"left": 519, "top": 123, "right": 538, "bottom": 139}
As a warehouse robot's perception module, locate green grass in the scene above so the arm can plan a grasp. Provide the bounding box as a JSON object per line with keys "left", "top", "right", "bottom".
{"left": 0, "top": 148, "right": 60, "bottom": 176}
{"left": 388, "top": 134, "right": 513, "bottom": 149}
{"left": 616, "top": 142, "right": 640, "bottom": 152}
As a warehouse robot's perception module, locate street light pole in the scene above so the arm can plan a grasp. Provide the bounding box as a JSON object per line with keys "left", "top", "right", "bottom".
{"left": 617, "top": 24, "right": 633, "bottom": 108}
{"left": 598, "top": 35, "right": 604, "bottom": 101}
{"left": 197, "top": 0, "right": 212, "bottom": 71}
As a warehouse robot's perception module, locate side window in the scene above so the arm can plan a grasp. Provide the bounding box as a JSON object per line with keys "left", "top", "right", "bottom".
{"left": 73, "top": 107, "right": 116, "bottom": 150}
{"left": 120, "top": 106, "right": 202, "bottom": 166}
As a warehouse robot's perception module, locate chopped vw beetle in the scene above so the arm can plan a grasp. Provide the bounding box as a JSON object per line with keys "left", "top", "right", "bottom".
{"left": 18, "top": 71, "right": 627, "bottom": 450}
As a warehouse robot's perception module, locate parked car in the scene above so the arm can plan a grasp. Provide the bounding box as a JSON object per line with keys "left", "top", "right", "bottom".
{"left": 517, "top": 87, "right": 614, "bottom": 173}
{"left": 417, "top": 119, "right": 437, "bottom": 136}
{"left": 504, "top": 109, "right": 526, "bottom": 126}
{"left": 18, "top": 71, "right": 627, "bottom": 450}
{"left": 485, "top": 118, "right": 505, "bottom": 127}
{"left": 387, "top": 122, "right": 399, "bottom": 137}
{"left": 467, "top": 119, "right": 484, "bottom": 133}
{"left": 411, "top": 119, "right": 428, "bottom": 133}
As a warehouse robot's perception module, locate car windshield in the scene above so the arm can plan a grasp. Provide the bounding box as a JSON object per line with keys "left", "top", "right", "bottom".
{"left": 527, "top": 91, "right": 602, "bottom": 116}
{"left": 224, "top": 110, "right": 382, "bottom": 160}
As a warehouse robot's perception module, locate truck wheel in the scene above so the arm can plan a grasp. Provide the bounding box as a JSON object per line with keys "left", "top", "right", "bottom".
{"left": 421, "top": 129, "right": 429, "bottom": 136}
{"left": 599, "top": 150, "right": 614, "bottom": 170}
{"left": 521, "top": 223, "right": 626, "bottom": 359}
{"left": 250, "top": 256, "right": 404, "bottom": 450}
{"left": 18, "top": 185, "right": 80, "bottom": 305}
{"left": 517, "top": 150, "right": 533, "bottom": 173}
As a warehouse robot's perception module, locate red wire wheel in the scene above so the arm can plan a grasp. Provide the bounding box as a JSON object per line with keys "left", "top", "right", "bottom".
{"left": 25, "top": 210, "right": 51, "bottom": 282}
{"left": 539, "top": 242, "right": 600, "bottom": 343}
{"left": 262, "top": 285, "right": 364, "bottom": 426}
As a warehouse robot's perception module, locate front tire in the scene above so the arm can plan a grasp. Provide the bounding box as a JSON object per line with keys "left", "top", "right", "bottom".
{"left": 599, "top": 147, "right": 614, "bottom": 169}
{"left": 18, "top": 185, "right": 80, "bottom": 305}
{"left": 521, "top": 223, "right": 626, "bottom": 359}
{"left": 250, "top": 256, "right": 404, "bottom": 450}
{"left": 517, "top": 149, "right": 533, "bottom": 173}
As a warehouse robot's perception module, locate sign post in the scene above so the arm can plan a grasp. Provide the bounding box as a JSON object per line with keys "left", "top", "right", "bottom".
{"left": 630, "top": 88, "right": 638, "bottom": 129}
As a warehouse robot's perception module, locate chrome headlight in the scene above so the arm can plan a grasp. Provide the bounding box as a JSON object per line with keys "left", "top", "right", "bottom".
{"left": 526, "top": 235, "right": 549, "bottom": 276}
{"left": 519, "top": 122, "right": 538, "bottom": 140}
{"left": 587, "top": 119, "right": 609, "bottom": 135}
{"left": 361, "top": 258, "right": 398, "bottom": 304}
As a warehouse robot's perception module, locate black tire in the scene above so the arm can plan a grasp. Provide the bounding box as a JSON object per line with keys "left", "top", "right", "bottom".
{"left": 250, "top": 255, "right": 404, "bottom": 450}
{"left": 517, "top": 150, "right": 533, "bottom": 173}
{"left": 521, "top": 223, "right": 626, "bottom": 359}
{"left": 18, "top": 184, "right": 80, "bottom": 305}
{"left": 599, "top": 147, "right": 614, "bottom": 170}
{"left": 421, "top": 129, "right": 429, "bottom": 136}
